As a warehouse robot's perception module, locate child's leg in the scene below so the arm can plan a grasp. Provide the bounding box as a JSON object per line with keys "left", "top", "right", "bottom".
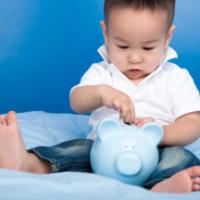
{"left": 30, "top": 139, "right": 93, "bottom": 173}
{"left": 151, "top": 166, "right": 200, "bottom": 193}
{"left": 0, "top": 111, "right": 48, "bottom": 173}
{"left": 144, "top": 146, "right": 200, "bottom": 192}
{"left": 0, "top": 111, "right": 93, "bottom": 174}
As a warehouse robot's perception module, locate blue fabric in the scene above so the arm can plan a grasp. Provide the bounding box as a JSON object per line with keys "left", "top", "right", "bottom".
{"left": 17, "top": 111, "right": 91, "bottom": 149}
{"left": 0, "top": 170, "right": 199, "bottom": 200}
{"left": 0, "top": 111, "right": 199, "bottom": 199}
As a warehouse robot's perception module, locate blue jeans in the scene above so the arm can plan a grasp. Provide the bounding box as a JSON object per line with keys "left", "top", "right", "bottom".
{"left": 144, "top": 146, "right": 200, "bottom": 188}
{"left": 30, "top": 139, "right": 200, "bottom": 189}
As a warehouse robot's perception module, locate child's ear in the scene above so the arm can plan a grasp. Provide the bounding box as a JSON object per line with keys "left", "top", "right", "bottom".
{"left": 164, "top": 24, "right": 176, "bottom": 48}
{"left": 100, "top": 20, "right": 109, "bottom": 45}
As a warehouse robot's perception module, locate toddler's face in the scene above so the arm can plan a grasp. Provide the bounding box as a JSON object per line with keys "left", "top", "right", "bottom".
{"left": 102, "top": 7, "right": 175, "bottom": 83}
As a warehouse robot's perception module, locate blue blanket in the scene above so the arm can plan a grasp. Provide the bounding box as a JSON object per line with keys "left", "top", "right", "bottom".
{"left": 0, "top": 111, "right": 199, "bottom": 200}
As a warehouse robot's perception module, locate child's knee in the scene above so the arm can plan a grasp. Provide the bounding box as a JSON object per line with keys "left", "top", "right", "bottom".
{"left": 159, "top": 146, "right": 195, "bottom": 170}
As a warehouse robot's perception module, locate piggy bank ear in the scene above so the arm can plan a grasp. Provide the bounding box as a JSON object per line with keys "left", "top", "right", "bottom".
{"left": 139, "top": 123, "right": 163, "bottom": 145}
{"left": 97, "top": 118, "right": 121, "bottom": 140}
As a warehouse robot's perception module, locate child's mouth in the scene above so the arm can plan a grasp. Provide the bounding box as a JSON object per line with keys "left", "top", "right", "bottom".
{"left": 125, "top": 69, "right": 142, "bottom": 79}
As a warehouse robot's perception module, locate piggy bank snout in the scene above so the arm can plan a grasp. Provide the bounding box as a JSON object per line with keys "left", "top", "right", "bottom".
{"left": 116, "top": 153, "right": 142, "bottom": 176}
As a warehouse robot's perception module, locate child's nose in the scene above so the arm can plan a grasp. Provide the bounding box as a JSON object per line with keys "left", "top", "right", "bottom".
{"left": 128, "top": 51, "right": 143, "bottom": 64}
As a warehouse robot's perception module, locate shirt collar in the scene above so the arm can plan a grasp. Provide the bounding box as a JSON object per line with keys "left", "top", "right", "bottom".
{"left": 97, "top": 45, "right": 109, "bottom": 62}
{"left": 97, "top": 44, "right": 178, "bottom": 86}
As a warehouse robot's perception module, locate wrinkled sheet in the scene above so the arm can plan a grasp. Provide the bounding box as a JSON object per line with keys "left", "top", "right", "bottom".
{"left": 0, "top": 111, "right": 199, "bottom": 200}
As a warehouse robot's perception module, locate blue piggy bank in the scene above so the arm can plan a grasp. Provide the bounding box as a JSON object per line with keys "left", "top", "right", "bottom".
{"left": 90, "top": 118, "right": 163, "bottom": 185}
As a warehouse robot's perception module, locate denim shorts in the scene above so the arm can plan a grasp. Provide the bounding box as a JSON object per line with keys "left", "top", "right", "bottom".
{"left": 30, "top": 139, "right": 93, "bottom": 173}
{"left": 144, "top": 146, "right": 200, "bottom": 188}
{"left": 30, "top": 139, "right": 200, "bottom": 188}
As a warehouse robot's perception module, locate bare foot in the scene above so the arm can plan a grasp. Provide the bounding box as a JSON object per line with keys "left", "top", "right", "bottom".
{"left": 151, "top": 166, "right": 200, "bottom": 193}
{"left": 0, "top": 111, "right": 50, "bottom": 173}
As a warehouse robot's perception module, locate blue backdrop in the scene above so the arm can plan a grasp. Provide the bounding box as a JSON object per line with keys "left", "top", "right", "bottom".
{"left": 0, "top": 0, "right": 199, "bottom": 113}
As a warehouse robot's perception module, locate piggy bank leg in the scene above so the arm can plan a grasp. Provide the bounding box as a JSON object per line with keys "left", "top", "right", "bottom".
{"left": 143, "top": 146, "right": 200, "bottom": 189}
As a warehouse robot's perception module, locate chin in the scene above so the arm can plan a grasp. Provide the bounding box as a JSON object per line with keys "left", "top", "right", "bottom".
{"left": 128, "top": 74, "right": 148, "bottom": 81}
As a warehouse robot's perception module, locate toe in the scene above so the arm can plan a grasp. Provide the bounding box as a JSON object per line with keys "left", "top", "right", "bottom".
{"left": 192, "top": 177, "right": 200, "bottom": 184}
{"left": 187, "top": 166, "right": 200, "bottom": 178}
{"left": 0, "top": 115, "right": 6, "bottom": 126}
{"left": 6, "top": 111, "right": 17, "bottom": 126}
{"left": 192, "top": 183, "right": 200, "bottom": 191}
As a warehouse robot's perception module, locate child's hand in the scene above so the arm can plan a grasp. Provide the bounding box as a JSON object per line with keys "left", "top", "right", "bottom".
{"left": 134, "top": 117, "right": 155, "bottom": 127}
{"left": 100, "top": 85, "right": 135, "bottom": 124}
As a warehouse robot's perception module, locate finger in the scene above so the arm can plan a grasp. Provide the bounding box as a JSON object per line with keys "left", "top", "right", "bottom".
{"left": 134, "top": 119, "right": 140, "bottom": 125}
{"left": 119, "top": 106, "right": 125, "bottom": 121}
{"left": 121, "top": 101, "right": 135, "bottom": 124}
{"left": 135, "top": 118, "right": 155, "bottom": 126}
{"left": 118, "top": 103, "right": 126, "bottom": 121}
{"left": 119, "top": 103, "right": 130, "bottom": 123}
{"left": 134, "top": 118, "right": 143, "bottom": 126}
{"left": 129, "top": 103, "right": 136, "bottom": 124}
{"left": 122, "top": 105, "right": 130, "bottom": 123}
{"left": 112, "top": 99, "right": 122, "bottom": 112}
{"left": 127, "top": 109, "right": 135, "bottom": 124}
{"left": 141, "top": 119, "right": 151, "bottom": 124}
{"left": 137, "top": 121, "right": 144, "bottom": 127}
{"left": 111, "top": 99, "right": 127, "bottom": 122}
{"left": 121, "top": 103, "right": 135, "bottom": 124}
{"left": 145, "top": 117, "right": 155, "bottom": 123}
{"left": 136, "top": 122, "right": 144, "bottom": 127}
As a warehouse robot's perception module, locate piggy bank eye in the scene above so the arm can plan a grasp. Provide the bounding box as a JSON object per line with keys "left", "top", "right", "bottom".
{"left": 123, "top": 145, "right": 135, "bottom": 149}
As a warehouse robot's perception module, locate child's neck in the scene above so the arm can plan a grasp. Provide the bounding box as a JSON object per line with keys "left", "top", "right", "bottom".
{"left": 131, "top": 77, "right": 145, "bottom": 86}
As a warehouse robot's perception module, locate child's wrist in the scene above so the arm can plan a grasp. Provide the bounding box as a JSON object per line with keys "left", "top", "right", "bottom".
{"left": 97, "top": 85, "right": 107, "bottom": 105}
{"left": 97, "top": 84, "right": 111, "bottom": 106}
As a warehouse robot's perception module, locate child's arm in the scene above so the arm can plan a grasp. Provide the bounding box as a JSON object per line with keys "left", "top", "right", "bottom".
{"left": 70, "top": 84, "right": 135, "bottom": 124}
{"left": 161, "top": 112, "right": 200, "bottom": 146}
{"left": 70, "top": 85, "right": 102, "bottom": 113}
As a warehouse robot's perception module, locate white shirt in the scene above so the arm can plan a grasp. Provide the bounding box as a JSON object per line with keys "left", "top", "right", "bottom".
{"left": 70, "top": 45, "right": 200, "bottom": 157}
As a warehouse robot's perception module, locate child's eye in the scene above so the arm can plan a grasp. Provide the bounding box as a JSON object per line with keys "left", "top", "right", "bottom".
{"left": 117, "top": 45, "right": 129, "bottom": 49}
{"left": 143, "top": 47, "right": 155, "bottom": 51}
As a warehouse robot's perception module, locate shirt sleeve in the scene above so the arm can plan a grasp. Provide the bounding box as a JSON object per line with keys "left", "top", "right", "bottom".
{"left": 170, "top": 67, "right": 200, "bottom": 119}
{"left": 69, "top": 62, "right": 112, "bottom": 96}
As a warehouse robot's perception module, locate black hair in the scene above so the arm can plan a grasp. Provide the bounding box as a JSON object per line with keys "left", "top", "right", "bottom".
{"left": 104, "top": 0, "right": 175, "bottom": 27}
